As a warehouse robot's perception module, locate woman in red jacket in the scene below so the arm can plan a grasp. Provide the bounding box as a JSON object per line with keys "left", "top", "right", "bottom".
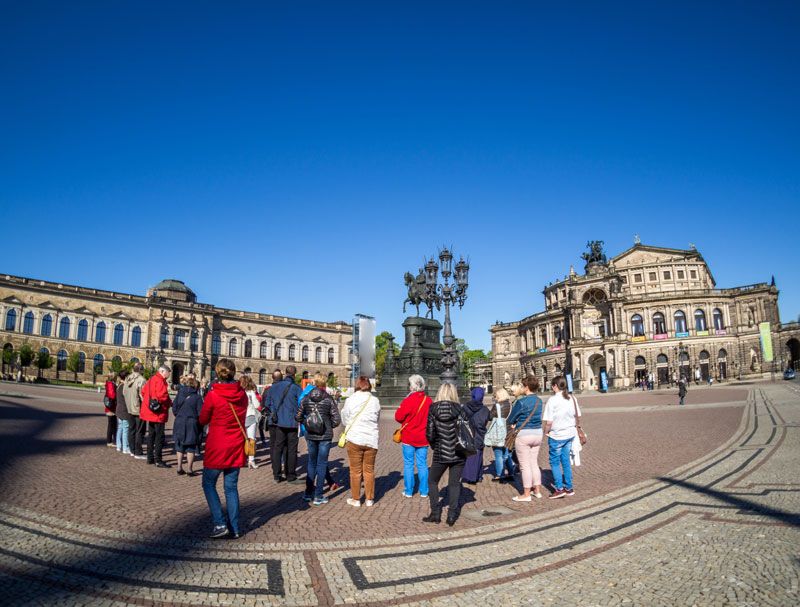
{"left": 104, "top": 374, "right": 118, "bottom": 447}
{"left": 394, "top": 374, "right": 433, "bottom": 498}
{"left": 199, "top": 358, "right": 248, "bottom": 539}
{"left": 140, "top": 366, "right": 172, "bottom": 468}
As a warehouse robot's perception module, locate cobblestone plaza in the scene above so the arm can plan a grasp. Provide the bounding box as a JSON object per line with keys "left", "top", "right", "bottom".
{"left": 1, "top": 380, "right": 798, "bottom": 606}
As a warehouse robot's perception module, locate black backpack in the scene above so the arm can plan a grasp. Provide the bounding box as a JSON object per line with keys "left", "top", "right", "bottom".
{"left": 455, "top": 409, "right": 477, "bottom": 456}
{"left": 305, "top": 402, "right": 325, "bottom": 435}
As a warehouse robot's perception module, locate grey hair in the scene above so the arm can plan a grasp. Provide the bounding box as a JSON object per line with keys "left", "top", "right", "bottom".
{"left": 158, "top": 365, "right": 170, "bottom": 375}
{"left": 407, "top": 374, "right": 426, "bottom": 393}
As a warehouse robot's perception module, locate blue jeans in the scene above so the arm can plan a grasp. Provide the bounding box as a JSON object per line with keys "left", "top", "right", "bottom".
{"left": 115, "top": 418, "right": 130, "bottom": 452}
{"left": 305, "top": 440, "right": 332, "bottom": 500}
{"left": 401, "top": 444, "right": 429, "bottom": 496}
{"left": 492, "top": 447, "right": 516, "bottom": 477}
{"left": 202, "top": 468, "right": 240, "bottom": 533}
{"left": 548, "top": 437, "right": 574, "bottom": 491}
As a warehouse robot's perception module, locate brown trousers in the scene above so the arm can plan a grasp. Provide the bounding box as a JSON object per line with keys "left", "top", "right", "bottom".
{"left": 346, "top": 442, "right": 378, "bottom": 500}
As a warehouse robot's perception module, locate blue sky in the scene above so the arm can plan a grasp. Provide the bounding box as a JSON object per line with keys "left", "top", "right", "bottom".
{"left": 2, "top": 1, "right": 798, "bottom": 351}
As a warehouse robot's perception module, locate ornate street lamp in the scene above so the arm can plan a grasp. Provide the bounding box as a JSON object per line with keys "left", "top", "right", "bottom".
{"left": 424, "top": 247, "right": 470, "bottom": 384}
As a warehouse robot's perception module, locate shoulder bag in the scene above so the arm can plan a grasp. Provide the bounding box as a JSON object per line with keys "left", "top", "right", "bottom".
{"left": 229, "top": 402, "right": 256, "bottom": 457}
{"left": 572, "top": 395, "right": 587, "bottom": 445}
{"left": 504, "top": 398, "right": 540, "bottom": 451}
{"left": 393, "top": 393, "right": 427, "bottom": 444}
{"left": 455, "top": 408, "right": 478, "bottom": 456}
{"left": 484, "top": 403, "right": 507, "bottom": 447}
{"left": 338, "top": 395, "right": 371, "bottom": 448}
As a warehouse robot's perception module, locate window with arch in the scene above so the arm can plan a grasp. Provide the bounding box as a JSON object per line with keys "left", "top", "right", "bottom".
{"left": 657, "top": 353, "right": 668, "bottom": 365}
{"left": 315, "top": 346, "right": 322, "bottom": 363}
{"left": 173, "top": 329, "right": 186, "bottom": 351}
{"left": 130, "top": 357, "right": 140, "bottom": 364}
{"left": 718, "top": 348, "right": 727, "bottom": 361}
{"left": 39, "top": 346, "right": 49, "bottom": 356}
{"left": 699, "top": 350, "right": 710, "bottom": 361}
{"left": 41, "top": 314, "right": 52, "bottom": 337}
{"left": 274, "top": 343, "right": 282, "bottom": 360}
{"left": 95, "top": 321, "right": 106, "bottom": 343}
{"left": 259, "top": 369, "right": 267, "bottom": 385}
{"left": 59, "top": 317, "right": 71, "bottom": 339}
{"left": 190, "top": 330, "right": 199, "bottom": 352}
{"left": 93, "top": 354, "right": 104, "bottom": 374}
{"left": 131, "top": 326, "right": 142, "bottom": 347}
{"left": 77, "top": 352, "right": 86, "bottom": 373}
{"left": 288, "top": 344, "right": 296, "bottom": 361}
{"left": 713, "top": 308, "right": 725, "bottom": 331}
{"left": 694, "top": 309, "right": 707, "bottom": 331}
{"left": 631, "top": 314, "right": 645, "bottom": 337}
{"left": 653, "top": 312, "right": 666, "bottom": 335}
{"left": 540, "top": 327, "right": 548, "bottom": 346}
{"left": 327, "top": 348, "right": 334, "bottom": 364}
{"left": 5, "top": 309, "right": 17, "bottom": 331}
{"left": 228, "top": 337, "right": 238, "bottom": 357}
{"left": 674, "top": 310, "right": 687, "bottom": 333}
{"left": 113, "top": 323, "right": 124, "bottom": 346}
{"left": 301, "top": 345, "right": 309, "bottom": 362}
{"left": 212, "top": 333, "right": 221, "bottom": 355}
{"left": 582, "top": 289, "right": 606, "bottom": 305}
{"left": 554, "top": 325, "right": 563, "bottom": 345}
{"left": 259, "top": 341, "right": 267, "bottom": 358}
{"left": 57, "top": 349, "right": 68, "bottom": 371}
{"left": 160, "top": 327, "right": 169, "bottom": 349}
{"left": 77, "top": 319, "right": 88, "bottom": 341}
{"left": 23, "top": 311, "right": 34, "bottom": 334}
{"left": 244, "top": 339, "right": 252, "bottom": 358}
{"left": 635, "top": 355, "right": 647, "bottom": 367}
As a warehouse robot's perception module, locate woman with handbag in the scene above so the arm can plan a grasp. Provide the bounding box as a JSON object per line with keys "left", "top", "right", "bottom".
{"left": 240, "top": 375, "right": 262, "bottom": 469}
{"left": 296, "top": 374, "right": 341, "bottom": 505}
{"left": 542, "top": 375, "right": 583, "bottom": 499}
{"left": 103, "top": 374, "right": 118, "bottom": 447}
{"left": 485, "top": 387, "right": 516, "bottom": 481}
{"left": 198, "top": 358, "right": 249, "bottom": 539}
{"left": 423, "top": 382, "right": 467, "bottom": 526}
{"left": 393, "top": 374, "right": 432, "bottom": 498}
{"left": 461, "top": 386, "right": 490, "bottom": 484}
{"left": 340, "top": 376, "right": 381, "bottom": 507}
{"left": 507, "top": 376, "right": 544, "bottom": 502}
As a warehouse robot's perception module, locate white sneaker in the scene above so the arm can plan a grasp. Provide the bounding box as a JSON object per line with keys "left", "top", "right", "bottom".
{"left": 346, "top": 498, "right": 361, "bottom": 508}
{"left": 402, "top": 493, "right": 412, "bottom": 498}
{"left": 122, "top": 450, "right": 132, "bottom": 455}
{"left": 365, "top": 500, "right": 374, "bottom": 507}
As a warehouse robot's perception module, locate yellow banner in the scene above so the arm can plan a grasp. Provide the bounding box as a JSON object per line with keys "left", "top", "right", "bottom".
{"left": 759, "top": 322, "right": 774, "bottom": 362}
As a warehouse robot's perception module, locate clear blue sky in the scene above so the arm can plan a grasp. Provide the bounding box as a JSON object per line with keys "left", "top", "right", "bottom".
{"left": 2, "top": 1, "right": 798, "bottom": 351}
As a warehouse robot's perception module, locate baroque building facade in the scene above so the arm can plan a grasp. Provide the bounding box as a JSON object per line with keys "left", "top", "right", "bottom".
{"left": 1, "top": 274, "right": 352, "bottom": 386}
{"left": 491, "top": 243, "right": 800, "bottom": 392}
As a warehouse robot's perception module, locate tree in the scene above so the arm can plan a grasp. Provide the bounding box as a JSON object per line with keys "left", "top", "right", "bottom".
{"left": 3, "top": 348, "right": 18, "bottom": 374}
{"left": 375, "top": 331, "right": 400, "bottom": 381}
{"left": 18, "top": 343, "right": 35, "bottom": 376}
{"left": 327, "top": 373, "right": 339, "bottom": 389}
{"left": 461, "top": 349, "right": 487, "bottom": 384}
{"left": 35, "top": 350, "right": 53, "bottom": 379}
{"left": 110, "top": 357, "right": 124, "bottom": 374}
{"left": 66, "top": 351, "right": 82, "bottom": 382}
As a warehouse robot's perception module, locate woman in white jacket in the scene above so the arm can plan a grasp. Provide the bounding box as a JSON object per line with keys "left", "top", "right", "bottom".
{"left": 340, "top": 376, "right": 380, "bottom": 507}
{"left": 240, "top": 375, "right": 262, "bottom": 469}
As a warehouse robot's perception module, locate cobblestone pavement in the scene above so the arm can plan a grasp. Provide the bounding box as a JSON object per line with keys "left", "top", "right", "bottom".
{"left": 0, "top": 381, "right": 797, "bottom": 605}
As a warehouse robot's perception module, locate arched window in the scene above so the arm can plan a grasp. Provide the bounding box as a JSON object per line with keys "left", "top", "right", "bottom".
{"left": 190, "top": 330, "right": 199, "bottom": 352}
{"left": 713, "top": 308, "right": 725, "bottom": 331}
{"left": 315, "top": 346, "right": 322, "bottom": 363}
{"left": 288, "top": 344, "right": 296, "bottom": 361}
{"left": 57, "top": 349, "right": 68, "bottom": 371}
{"left": 41, "top": 314, "right": 52, "bottom": 337}
{"left": 77, "top": 352, "right": 86, "bottom": 373}
{"left": 77, "top": 319, "right": 88, "bottom": 341}
{"left": 113, "top": 323, "right": 124, "bottom": 346}
{"left": 327, "top": 348, "right": 335, "bottom": 364}
{"left": 634, "top": 356, "right": 647, "bottom": 367}
{"left": 653, "top": 312, "right": 666, "bottom": 335}
{"left": 243, "top": 367, "right": 251, "bottom": 375}
{"left": 674, "top": 310, "right": 687, "bottom": 333}
{"left": 93, "top": 354, "right": 104, "bottom": 374}
{"left": 554, "top": 325, "right": 563, "bottom": 345}
{"left": 212, "top": 333, "right": 221, "bottom": 355}
{"left": 5, "top": 309, "right": 17, "bottom": 331}
{"left": 130, "top": 357, "right": 140, "bottom": 364}
{"left": 59, "top": 317, "right": 71, "bottom": 339}
{"left": 160, "top": 327, "right": 169, "bottom": 349}
{"left": 631, "top": 314, "right": 645, "bottom": 337}
{"left": 699, "top": 350, "right": 710, "bottom": 361}
{"left": 23, "top": 312, "right": 34, "bottom": 334}
{"left": 657, "top": 353, "right": 668, "bottom": 364}
{"left": 301, "top": 345, "right": 309, "bottom": 362}
{"left": 274, "top": 343, "right": 282, "bottom": 360}
{"left": 718, "top": 348, "right": 727, "bottom": 361}
{"left": 131, "top": 326, "right": 142, "bottom": 347}
{"left": 173, "top": 329, "right": 186, "bottom": 350}
{"left": 39, "top": 347, "right": 49, "bottom": 356}
{"left": 259, "top": 341, "right": 267, "bottom": 358}
{"left": 95, "top": 321, "right": 106, "bottom": 343}
{"left": 228, "top": 338, "right": 237, "bottom": 357}
{"left": 540, "top": 327, "right": 548, "bottom": 346}
{"left": 694, "top": 309, "right": 707, "bottom": 331}
{"left": 259, "top": 369, "right": 267, "bottom": 385}
{"left": 244, "top": 339, "right": 252, "bottom": 358}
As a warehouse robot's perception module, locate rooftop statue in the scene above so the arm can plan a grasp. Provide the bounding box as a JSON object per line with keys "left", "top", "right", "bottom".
{"left": 581, "top": 240, "right": 607, "bottom": 268}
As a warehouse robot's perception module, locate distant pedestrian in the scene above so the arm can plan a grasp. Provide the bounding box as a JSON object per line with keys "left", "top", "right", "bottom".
{"left": 199, "top": 358, "right": 248, "bottom": 539}
{"left": 123, "top": 364, "right": 146, "bottom": 459}
{"left": 508, "top": 376, "right": 544, "bottom": 501}
{"left": 240, "top": 375, "right": 261, "bottom": 469}
{"left": 694, "top": 368, "right": 701, "bottom": 385}
{"left": 104, "top": 374, "right": 118, "bottom": 447}
{"left": 542, "top": 376, "right": 582, "bottom": 499}
{"left": 485, "top": 387, "right": 516, "bottom": 481}
{"left": 140, "top": 365, "right": 173, "bottom": 468}
{"left": 678, "top": 377, "right": 687, "bottom": 406}
{"left": 394, "top": 374, "right": 432, "bottom": 498}
{"left": 341, "top": 376, "right": 381, "bottom": 507}
{"left": 296, "top": 374, "right": 341, "bottom": 505}
{"left": 264, "top": 366, "right": 302, "bottom": 483}
{"left": 461, "top": 387, "right": 489, "bottom": 484}
{"left": 423, "top": 382, "right": 466, "bottom": 526}
{"left": 114, "top": 370, "right": 132, "bottom": 454}
{"left": 173, "top": 374, "right": 203, "bottom": 476}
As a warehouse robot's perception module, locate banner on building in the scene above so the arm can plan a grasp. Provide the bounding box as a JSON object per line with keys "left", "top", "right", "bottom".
{"left": 759, "top": 322, "right": 774, "bottom": 362}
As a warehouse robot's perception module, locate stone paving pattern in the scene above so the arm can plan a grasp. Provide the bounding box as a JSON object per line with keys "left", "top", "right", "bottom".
{"left": 0, "top": 380, "right": 797, "bottom": 605}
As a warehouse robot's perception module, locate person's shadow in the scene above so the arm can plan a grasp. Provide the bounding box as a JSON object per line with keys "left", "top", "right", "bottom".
{"left": 373, "top": 470, "right": 402, "bottom": 501}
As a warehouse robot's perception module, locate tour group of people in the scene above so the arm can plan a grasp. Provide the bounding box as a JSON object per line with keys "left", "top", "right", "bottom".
{"left": 101, "top": 359, "right": 584, "bottom": 538}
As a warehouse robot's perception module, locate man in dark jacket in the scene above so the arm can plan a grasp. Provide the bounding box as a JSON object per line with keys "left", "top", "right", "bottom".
{"left": 678, "top": 377, "right": 688, "bottom": 406}
{"left": 265, "top": 366, "right": 302, "bottom": 483}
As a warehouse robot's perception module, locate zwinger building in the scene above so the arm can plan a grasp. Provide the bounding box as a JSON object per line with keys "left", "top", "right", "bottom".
{"left": 0, "top": 274, "right": 352, "bottom": 386}
{"left": 491, "top": 242, "right": 800, "bottom": 391}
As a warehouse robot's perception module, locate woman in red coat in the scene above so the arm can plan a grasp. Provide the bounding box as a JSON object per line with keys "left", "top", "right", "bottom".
{"left": 199, "top": 358, "right": 248, "bottom": 539}
{"left": 394, "top": 374, "right": 433, "bottom": 498}
{"left": 140, "top": 366, "right": 172, "bottom": 467}
{"left": 104, "top": 374, "right": 118, "bottom": 447}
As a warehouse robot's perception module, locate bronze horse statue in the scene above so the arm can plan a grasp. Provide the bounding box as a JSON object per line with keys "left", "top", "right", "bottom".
{"left": 403, "top": 270, "right": 429, "bottom": 317}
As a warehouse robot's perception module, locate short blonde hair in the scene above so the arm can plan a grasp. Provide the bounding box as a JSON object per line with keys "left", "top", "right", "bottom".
{"left": 511, "top": 384, "right": 525, "bottom": 398}
{"left": 494, "top": 387, "right": 511, "bottom": 403}
{"left": 313, "top": 373, "right": 327, "bottom": 389}
{"left": 435, "top": 382, "right": 459, "bottom": 403}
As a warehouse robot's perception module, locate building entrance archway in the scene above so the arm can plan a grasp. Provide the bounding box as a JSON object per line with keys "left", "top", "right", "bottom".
{"left": 787, "top": 338, "right": 800, "bottom": 371}
{"left": 588, "top": 353, "right": 607, "bottom": 391}
{"left": 171, "top": 361, "right": 185, "bottom": 387}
